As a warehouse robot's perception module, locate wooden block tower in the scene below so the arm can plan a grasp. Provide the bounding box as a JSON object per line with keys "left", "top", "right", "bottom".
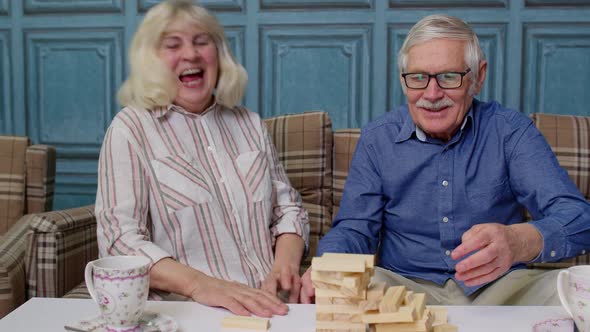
{"left": 312, "top": 253, "right": 456, "bottom": 332}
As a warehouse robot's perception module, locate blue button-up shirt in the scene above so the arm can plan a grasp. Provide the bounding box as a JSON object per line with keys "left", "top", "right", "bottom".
{"left": 317, "top": 99, "right": 590, "bottom": 295}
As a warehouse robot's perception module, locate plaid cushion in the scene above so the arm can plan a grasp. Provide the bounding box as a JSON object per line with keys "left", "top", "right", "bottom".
{"left": 264, "top": 111, "right": 333, "bottom": 267}
{"left": 0, "top": 215, "right": 32, "bottom": 318}
{"left": 0, "top": 136, "right": 29, "bottom": 235}
{"left": 62, "top": 281, "right": 91, "bottom": 299}
{"left": 25, "top": 205, "right": 98, "bottom": 298}
{"left": 530, "top": 113, "right": 590, "bottom": 268}
{"left": 333, "top": 129, "right": 361, "bottom": 218}
{"left": 25, "top": 145, "right": 56, "bottom": 214}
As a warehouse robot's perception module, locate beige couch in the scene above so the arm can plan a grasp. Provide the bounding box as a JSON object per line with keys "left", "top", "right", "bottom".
{"left": 2, "top": 111, "right": 589, "bottom": 316}
{"left": 0, "top": 136, "right": 56, "bottom": 318}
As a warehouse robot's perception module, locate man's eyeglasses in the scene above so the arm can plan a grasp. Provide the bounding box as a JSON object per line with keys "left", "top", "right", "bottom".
{"left": 401, "top": 68, "right": 471, "bottom": 89}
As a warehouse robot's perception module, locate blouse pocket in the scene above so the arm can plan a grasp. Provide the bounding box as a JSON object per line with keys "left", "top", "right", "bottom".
{"left": 235, "top": 150, "right": 272, "bottom": 202}
{"left": 151, "top": 153, "right": 213, "bottom": 213}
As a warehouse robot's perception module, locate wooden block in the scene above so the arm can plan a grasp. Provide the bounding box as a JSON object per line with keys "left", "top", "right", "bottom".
{"left": 361, "top": 306, "right": 416, "bottom": 324}
{"left": 312, "top": 270, "right": 344, "bottom": 285}
{"left": 316, "top": 287, "right": 366, "bottom": 299}
{"left": 315, "top": 320, "right": 366, "bottom": 331}
{"left": 374, "top": 309, "right": 434, "bottom": 332}
{"left": 403, "top": 291, "right": 414, "bottom": 305}
{"left": 410, "top": 293, "right": 426, "bottom": 319}
{"left": 367, "top": 282, "right": 387, "bottom": 302}
{"left": 312, "top": 256, "right": 366, "bottom": 273}
{"left": 333, "top": 297, "right": 362, "bottom": 305}
{"left": 220, "top": 315, "right": 269, "bottom": 330}
{"left": 433, "top": 323, "right": 458, "bottom": 332}
{"left": 316, "top": 297, "right": 333, "bottom": 305}
{"left": 358, "top": 299, "right": 379, "bottom": 311}
{"left": 316, "top": 304, "right": 363, "bottom": 314}
{"left": 427, "top": 306, "right": 448, "bottom": 325}
{"left": 333, "top": 313, "right": 363, "bottom": 323}
{"left": 379, "top": 286, "right": 406, "bottom": 313}
{"left": 316, "top": 312, "right": 333, "bottom": 321}
{"left": 322, "top": 253, "right": 375, "bottom": 268}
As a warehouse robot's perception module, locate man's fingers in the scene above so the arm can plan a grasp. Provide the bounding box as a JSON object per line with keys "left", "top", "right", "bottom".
{"left": 461, "top": 267, "right": 502, "bottom": 287}
{"left": 455, "top": 243, "right": 496, "bottom": 273}
{"left": 455, "top": 255, "right": 498, "bottom": 281}
{"left": 452, "top": 226, "right": 489, "bottom": 260}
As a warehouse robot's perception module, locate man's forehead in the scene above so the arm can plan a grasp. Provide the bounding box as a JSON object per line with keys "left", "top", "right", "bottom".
{"left": 405, "top": 38, "right": 467, "bottom": 71}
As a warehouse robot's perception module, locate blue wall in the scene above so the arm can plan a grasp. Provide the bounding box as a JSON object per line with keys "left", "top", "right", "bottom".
{"left": 1, "top": 0, "right": 590, "bottom": 209}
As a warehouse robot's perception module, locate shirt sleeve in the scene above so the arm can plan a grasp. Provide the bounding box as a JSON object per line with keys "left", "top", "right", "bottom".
{"left": 262, "top": 123, "right": 310, "bottom": 250}
{"left": 508, "top": 121, "right": 590, "bottom": 263}
{"left": 317, "top": 131, "right": 384, "bottom": 256}
{"left": 95, "top": 124, "right": 172, "bottom": 268}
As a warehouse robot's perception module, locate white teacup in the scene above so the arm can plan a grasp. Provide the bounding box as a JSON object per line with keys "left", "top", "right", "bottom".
{"left": 557, "top": 265, "right": 590, "bottom": 332}
{"left": 85, "top": 255, "right": 151, "bottom": 331}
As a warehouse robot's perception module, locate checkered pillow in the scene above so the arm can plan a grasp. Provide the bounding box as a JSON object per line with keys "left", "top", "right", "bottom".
{"left": 530, "top": 113, "right": 590, "bottom": 268}
{"left": 0, "top": 215, "right": 31, "bottom": 318}
{"left": 0, "top": 136, "right": 29, "bottom": 235}
{"left": 25, "top": 205, "right": 98, "bottom": 298}
{"left": 264, "top": 111, "right": 333, "bottom": 268}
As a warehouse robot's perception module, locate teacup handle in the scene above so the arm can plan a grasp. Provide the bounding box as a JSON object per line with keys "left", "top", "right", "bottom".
{"left": 557, "top": 270, "right": 574, "bottom": 318}
{"left": 84, "top": 261, "right": 98, "bottom": 303}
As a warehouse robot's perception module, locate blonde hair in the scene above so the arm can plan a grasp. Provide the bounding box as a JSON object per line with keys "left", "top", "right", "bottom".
{"left": 117, "top": 0, "right": 247, "bottom": 110}
{"left": 398, "top": 14, "right": 485, "bottom": 95}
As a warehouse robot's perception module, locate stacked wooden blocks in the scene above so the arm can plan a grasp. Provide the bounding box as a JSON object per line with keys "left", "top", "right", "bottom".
{"left": 312, "top": 253, "right": 457, "bottom": 332}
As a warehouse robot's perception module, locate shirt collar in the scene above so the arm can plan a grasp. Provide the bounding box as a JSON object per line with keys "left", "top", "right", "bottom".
{"left": 153, "top": 101, "right": 218, "bottom": 119}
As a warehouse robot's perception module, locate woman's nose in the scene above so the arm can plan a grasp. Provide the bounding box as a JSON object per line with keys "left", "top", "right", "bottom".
{"left": 181, "top": 46, "right": 200, "bottom": 60}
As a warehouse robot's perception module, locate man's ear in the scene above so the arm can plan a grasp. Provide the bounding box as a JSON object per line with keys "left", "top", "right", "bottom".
{"left": 400, "top": 73, "right": 408, "bottom": 95}
{"left": 474, "top": 60, "right": 487, "bottom": 95}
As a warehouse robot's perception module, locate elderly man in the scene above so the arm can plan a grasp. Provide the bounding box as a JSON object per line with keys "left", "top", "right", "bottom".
{"left": 300, "top": 14, "right": 590, "bottom": 305}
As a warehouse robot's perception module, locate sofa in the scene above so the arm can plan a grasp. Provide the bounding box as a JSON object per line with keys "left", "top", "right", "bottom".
{"left": 2, "top": 111, "right": 589, "bottom": 316}
{"left": 0, "top": 136, "right": 56, "bottom": 317}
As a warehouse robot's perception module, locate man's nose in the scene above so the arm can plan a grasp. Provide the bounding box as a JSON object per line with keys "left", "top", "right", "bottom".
{"left": 423, "top": 76, "right": 444, "bottom": 100}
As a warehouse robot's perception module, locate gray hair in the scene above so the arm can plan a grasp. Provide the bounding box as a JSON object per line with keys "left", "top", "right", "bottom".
{"left": 117, "top": 0, "right": 247, "bottom": 110}
{"left": 397, "top": 14, "right": 484, "bottom": 95}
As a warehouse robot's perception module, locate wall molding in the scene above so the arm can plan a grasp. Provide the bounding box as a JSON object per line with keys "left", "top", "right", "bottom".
{"left": 138, "top": 0, "right": 244, "bottom": 12}
{"left": 24, "top": 0, "right": 123, "bottom": 14}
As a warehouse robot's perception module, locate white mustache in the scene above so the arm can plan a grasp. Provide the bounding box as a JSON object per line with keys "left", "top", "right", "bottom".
{"left": 416, "top": 98, "right": 454, "bottom": 111}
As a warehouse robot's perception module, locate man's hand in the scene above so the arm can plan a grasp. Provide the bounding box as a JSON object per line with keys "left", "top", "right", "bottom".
{"left": 261, "top": 261, "right": 301, "bottom": 303}
{"left": 299, "top": 267, "right": 315, "bottom": 304}
{"left": 452, "top": 223, "right": 543, "bottom": 287}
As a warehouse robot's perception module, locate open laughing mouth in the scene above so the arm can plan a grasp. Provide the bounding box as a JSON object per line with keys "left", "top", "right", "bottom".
{"left": 179, "top": 68, "right": 204, "bottom": 86}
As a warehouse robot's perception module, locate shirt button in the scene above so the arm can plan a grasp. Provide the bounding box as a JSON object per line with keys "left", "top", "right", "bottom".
{"left": 550, "top": 250, "right": 556, "bottom": 257}
{"left": 442, "top": 180, "right": 449, "bottom": 187}
{"left": 442, "top": 217, "right": 449, "bottom": 223}
{"left": 445, "top": 250, "right": 451, "bottom": 256}
{"left": 207, "top": 146, "right": 213, "bottom": 151}
{"left": 583, "top": 250, "right": 587, "bottom": 255}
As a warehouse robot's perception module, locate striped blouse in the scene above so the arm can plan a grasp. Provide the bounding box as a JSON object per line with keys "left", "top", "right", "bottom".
{"left": 95, "top": 103, "right": 309, "bottom": 289}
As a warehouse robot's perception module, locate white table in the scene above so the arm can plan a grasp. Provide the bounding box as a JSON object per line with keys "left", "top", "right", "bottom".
{"left": 0, "top": 297, "right": 572, "bottom": 331}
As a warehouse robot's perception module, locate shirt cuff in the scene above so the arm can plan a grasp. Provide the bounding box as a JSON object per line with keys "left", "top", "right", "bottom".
{"left": 527, "top": 218, "right": 566, "bottom": 263}
{"left": 136, "top": 242, "right": 173, "bottom": 269}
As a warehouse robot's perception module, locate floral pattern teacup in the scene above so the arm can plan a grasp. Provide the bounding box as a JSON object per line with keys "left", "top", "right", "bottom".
{"left": 85, "top": 256, "right": 150, "bottom": 331}
{"left": 557, "top": 265, "right": 590, "bottom": 332}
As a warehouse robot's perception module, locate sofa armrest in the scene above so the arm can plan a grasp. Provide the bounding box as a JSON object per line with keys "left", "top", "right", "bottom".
{"left": 0, "top": 215, "right": 33, "bottom": 318}
{"left": 25, "top": 205, "right": 98, "bottom": 299}
{"left": 25, "top": 144, "right": 56, "bottom": 214}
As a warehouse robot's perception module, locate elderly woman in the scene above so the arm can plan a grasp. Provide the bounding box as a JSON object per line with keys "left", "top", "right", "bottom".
{"left": 95, "top": 0, "right": 309, "bottom": 317}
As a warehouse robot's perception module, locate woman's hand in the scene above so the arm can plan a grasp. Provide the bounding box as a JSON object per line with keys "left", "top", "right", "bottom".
{"left": 261, "top": 234, "right": 305, "bottom": 303}
{"left": 261, "top": 259, "right": 301, "bottom": 303}
{"left": 190, "top": 274, "right": 289, "bottom": 317}
{"left": 150, "top": 257, "right": 288, "bottom": 317}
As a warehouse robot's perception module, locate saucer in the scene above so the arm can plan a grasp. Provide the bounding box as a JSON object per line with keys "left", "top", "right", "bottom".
{"left": 532, "top": 317, "right": 574, "bottom": 332}
{"left": 64, "top": 311, "right": 178, "bottom": 332}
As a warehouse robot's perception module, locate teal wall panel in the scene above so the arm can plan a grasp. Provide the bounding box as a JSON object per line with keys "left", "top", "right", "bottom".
{"left": 523, "top": 24, "right": 590, "bottom": 115}
{"left": 261, "top": 25, "right": 371, "bottom": 128}
{"left": 1, "top": 0, "right": 589, "bottom": 209}
{"left": 24, "top": 0, "right": 123, "bottom": 13}
{"left": 0, "top": 30, "right": 9, "bottom": 133}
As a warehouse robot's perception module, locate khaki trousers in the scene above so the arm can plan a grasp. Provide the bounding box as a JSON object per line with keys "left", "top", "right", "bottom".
{"left": 372, "top": 267, "right": 560, "bottom": 305}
